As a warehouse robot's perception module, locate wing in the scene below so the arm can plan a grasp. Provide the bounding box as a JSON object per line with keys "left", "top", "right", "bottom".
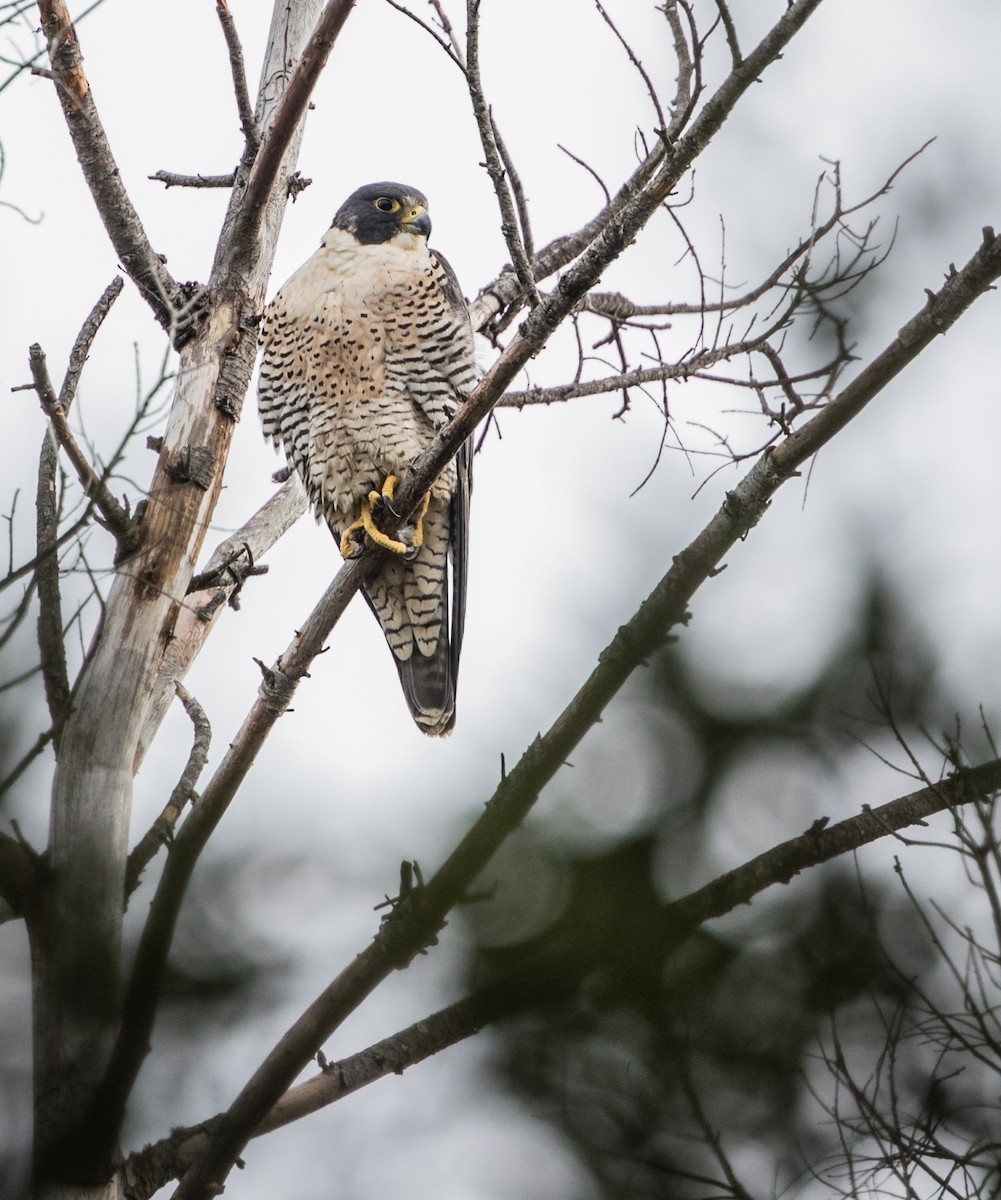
{"left": 364, "top": 250, "right": 476, "bottom": 735}
{"left": 430, "top": 248, "right": 476, "bottom": 721}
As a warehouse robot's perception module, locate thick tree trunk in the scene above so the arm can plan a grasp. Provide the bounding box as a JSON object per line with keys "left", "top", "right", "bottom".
{"left": 27, "top": 1, "right": 324, "bottom": 1191}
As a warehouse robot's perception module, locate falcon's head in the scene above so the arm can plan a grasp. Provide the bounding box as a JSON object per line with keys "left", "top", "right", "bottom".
{"left": 330, "top": 182, "right": 432, "bottom": 245}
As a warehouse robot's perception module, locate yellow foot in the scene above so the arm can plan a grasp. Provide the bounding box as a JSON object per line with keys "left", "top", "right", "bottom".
{"left": 397, "top": 489, "right": 431, "bottom": 555}
{"left": 338, "top": 517, "right": 367, "bottom": 559}
{"left": 339, "top": 477, "right": 432, "bottom": 560}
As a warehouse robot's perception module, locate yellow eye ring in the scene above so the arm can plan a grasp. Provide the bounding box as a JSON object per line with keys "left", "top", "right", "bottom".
{"left": 374, "top": 196, "right": 400, "bottom": 213}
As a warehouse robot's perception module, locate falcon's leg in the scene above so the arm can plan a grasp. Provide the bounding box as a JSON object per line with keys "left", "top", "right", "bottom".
{"left": 338, "top": 476, "right": 432, "bottom": 560}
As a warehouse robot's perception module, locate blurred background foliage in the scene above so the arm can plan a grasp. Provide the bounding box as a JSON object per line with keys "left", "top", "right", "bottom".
{"left": 456, "top": 569, "right": 1001, "bottom": 1198}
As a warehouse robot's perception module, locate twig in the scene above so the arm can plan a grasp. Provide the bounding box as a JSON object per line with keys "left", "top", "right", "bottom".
{"left": 0, "top": 726, "right": 54, "bottom": 802}
{"left": 596, "top": 0, "right": 667, "bottom": 134}
{"left": 558, "top": 144, "right": 611, "bottom": 205}
{"left": 35, "top": 279, "right": 125, "bottom": 743}
{"left": 36, "top": 1, "right": 188, "bottom": 340}
{"left": 497, "top": 338, "right": 791, "bottom": 407}
{"left": 24, "top": 344, "right": 139, "bottom": 558}
{"left": 35, "top": 427, "right": 70, "bottom": 750}
{"left": 124, "top": 685, "right": 211, "bottom": 899}
{"left": 492, "top": 118, "right": 534, "bottom": 262}
{"left": 59, "top": 277, "right": 124, "bottom": 410}
{"left": 663, "top": 0, "right": 696, "bottom": 139}
{"left": 381, "top": 0, "right": 465, "bottom": 69}
{"left": 134, "top": 474, "right": 309, "bottom": 774}
{"left": 169, "top": 221, "right": 1001, "bottom": 1200}
{"left": 0, "top": 511, "right": 91, "bottom": 593}
{"left": 215, "top": 0, "right": 261, "bottom": 155}
{"left": 464, "top": 0, "right": 539, "bottom": 305}
{"left": 148, "top": 170, "right": 236, "bottom": 190}
{"left": 712, "top": 0, "right": 742, "bottom": 67}
{"left": 223, "top": 0, "right": 355, "bottom": 261}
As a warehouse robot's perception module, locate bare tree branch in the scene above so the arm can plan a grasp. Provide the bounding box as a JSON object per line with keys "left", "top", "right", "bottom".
{"left": 125, "top": 992, "right": 494, "bottom": 1194}
{"left": 465, "top": 0, "right": 539, "bottom": 305}
{"left": 215, "top": 0, "right": 261, "bottom": 155}
{"left": 711, "top": 0, "right": 742, "bottom": 68}
{"left": 58, "top": 277, "right": 124, "bottom": 411}
{"left": 124, "top": 685, "right": 211, "bottom": 899}
{"left": 35, "top": 1, "right": 191, "bottom": 340}
{"left": 663, "top": 0, "right": 697, "bottom": 138}
{"left": 221, "top": 0, "right": 356, "bottom": 265}
{"left": 34, "top": 278, "right": 124, "bottom": 750}
{"left": 148, "top": 170, "right": 236, "bottom": 190}
{"left": 35, "top": 429, "right": 70, "bottom": 749}
{"left": 24, "top": 344, "right": 140, "bottom": 558}
{"left": 0, "top": 727, "right": 53, "bottom": 805}
{"left": 0, "top": 0, "right": 105, "bottom": 95}
{"left": 133, "top": 474, "right": 308, "bottom": 774}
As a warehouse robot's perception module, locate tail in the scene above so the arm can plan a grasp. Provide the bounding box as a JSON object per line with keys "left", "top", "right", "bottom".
{"left": 392, "top": 629, "right": 456, "bottom": 736}
{"left": 355, "top": 480, "right": 465, "bottom": 736}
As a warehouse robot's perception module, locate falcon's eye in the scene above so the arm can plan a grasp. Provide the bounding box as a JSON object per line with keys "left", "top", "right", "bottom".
{"left": 374, "top": 197, "right": 400, "bottom": 214}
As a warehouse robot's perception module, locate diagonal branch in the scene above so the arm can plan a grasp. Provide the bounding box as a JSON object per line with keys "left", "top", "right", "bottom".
{"left": 168, "top": 221, "right": 1001, "bottom": 1200}
{"left": 35, "top": 427, "right": 70, "bottom": 749}
{"left": 215, "top": 0, "right": 261, "bottom": 155}
{"left": 0, "top": 828, "right": 38, "bottom": 920}
{"left": 35, "top": 2, "right": 188, "bottom": 339}
{"left": 35, "top": 278, "right": 124, "bottom": 750}
{"left": 126, "top": 754, "right": 1001, "bottom": 1197}
{"left": 133, "top": 474, "right": 309, "bottom": 774}
{"left": 24, "top": 344, "right": 140, "bottom": 558}
{"left": 222, "top": 0, "right": 356, "bottom": 263}
{"left": 58, "top": 277, "right": 125, "bottom": 410}
{"left": 124, "top": 685, "right": 211, "bottom": 899}
{"left": 465, "top": 0, "right": 539, "bottom": 304}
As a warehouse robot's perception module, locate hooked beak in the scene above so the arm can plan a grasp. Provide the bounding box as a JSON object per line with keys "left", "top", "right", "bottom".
{"left": 402, "top": 204, "right": 432, "bottom": 238}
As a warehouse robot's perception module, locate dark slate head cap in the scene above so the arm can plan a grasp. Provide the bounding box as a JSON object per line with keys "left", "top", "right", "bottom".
{"left": 331, "top": 182, "right": 431, "bottom": 244}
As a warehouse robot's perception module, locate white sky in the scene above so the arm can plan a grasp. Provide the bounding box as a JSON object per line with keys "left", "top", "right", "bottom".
{"left": 1, "top": 0, "right": 1000, "bottom": 1196}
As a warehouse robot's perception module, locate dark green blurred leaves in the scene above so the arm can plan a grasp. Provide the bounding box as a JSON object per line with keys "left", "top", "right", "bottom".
{"left": 459, "top": 572, "right": 991, "bottom": 1198}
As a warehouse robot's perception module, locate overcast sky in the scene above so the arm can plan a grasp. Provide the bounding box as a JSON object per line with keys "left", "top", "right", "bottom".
{"left": 2, "top": 1, "right": 1000, "bottom": 1196}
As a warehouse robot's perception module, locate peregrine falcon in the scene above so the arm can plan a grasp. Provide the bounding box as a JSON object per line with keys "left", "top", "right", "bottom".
{"left": 258, "top": 182, "right": 476, "bottom": 736}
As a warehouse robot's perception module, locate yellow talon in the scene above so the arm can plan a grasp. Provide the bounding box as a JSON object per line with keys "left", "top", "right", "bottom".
{"left": 339, "top": 476, "right": 432, "bottom": 559}
{"left": 405, "top": 490, "right": 432, "bottom": 551}
{"left": 338, "top": 517, "right": 366, "bottom": 559}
